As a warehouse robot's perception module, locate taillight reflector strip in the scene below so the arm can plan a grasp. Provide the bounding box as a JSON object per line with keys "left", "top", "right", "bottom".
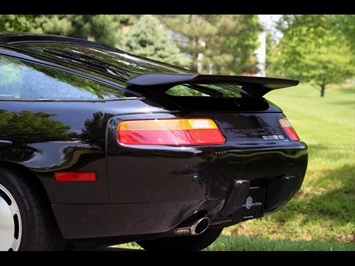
{"left": 118, "top": 118, "right": 225, "bottom": 146}
{"left": 279, "top": 118, "right": 300, "bottom": 141}
{"left": 55, "top": 172, "right": 97, "bottom": 182}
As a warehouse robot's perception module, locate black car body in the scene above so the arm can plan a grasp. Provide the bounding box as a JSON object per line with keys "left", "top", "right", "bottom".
{"left": 0, "top": 31, "right": 308, "bottom": 251}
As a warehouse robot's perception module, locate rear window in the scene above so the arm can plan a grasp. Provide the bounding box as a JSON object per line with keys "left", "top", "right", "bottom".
{"left": 165, "top": 83, "right": 243, "bottom": 98}
{"left": 162, "top": 83, "right": 268, "bottom": 111}
{"left": 11, "top": 42, "right": 192, "bottom": 80}
{"left": 0, "top": 55, "right": 136, "bottom": 100}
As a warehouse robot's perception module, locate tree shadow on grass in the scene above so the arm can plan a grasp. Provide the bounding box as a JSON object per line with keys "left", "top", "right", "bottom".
{"left": 286, "top": 143, "right": 355, "bottom": 228}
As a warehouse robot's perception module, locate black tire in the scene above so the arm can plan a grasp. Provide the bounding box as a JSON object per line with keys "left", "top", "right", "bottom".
{"left": 0, "top": 166, "right": 66, "bottom": 251}
{"left": 136, "top": 228, "right": 223, "bottom": 251}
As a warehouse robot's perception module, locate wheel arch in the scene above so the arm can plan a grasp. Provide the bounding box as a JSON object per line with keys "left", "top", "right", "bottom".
{"left": 0, "top": 161, "right": 46, "bottom": 196}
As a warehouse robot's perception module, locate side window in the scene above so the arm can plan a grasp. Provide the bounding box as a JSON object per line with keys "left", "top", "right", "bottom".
{"left": 0, "top": 55, "right": 134, "bottom": 100}
{"left": 0, "top": 57, "right": 23, "bottom": 98}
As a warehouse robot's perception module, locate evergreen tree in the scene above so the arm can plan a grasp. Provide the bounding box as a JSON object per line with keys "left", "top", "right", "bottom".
{"left": 119, "top": 15, "right": 191, "bottom": 68}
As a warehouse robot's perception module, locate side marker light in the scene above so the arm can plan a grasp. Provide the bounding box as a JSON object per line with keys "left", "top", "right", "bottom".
{"left": 55, "top": 172, "right": 97, "bottom": 182}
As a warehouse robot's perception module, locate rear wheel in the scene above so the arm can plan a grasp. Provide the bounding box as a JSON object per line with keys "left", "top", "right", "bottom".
{"left": 136, "top": 228, "right": 223, "bottom": 251}
{"left": 0, "top": 166, "right": 65, "bottom": 251}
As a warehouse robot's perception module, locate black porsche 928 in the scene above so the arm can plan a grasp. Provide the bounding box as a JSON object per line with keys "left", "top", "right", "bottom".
{"left": 0, "top": 31, "right": 308, "bottom": 251}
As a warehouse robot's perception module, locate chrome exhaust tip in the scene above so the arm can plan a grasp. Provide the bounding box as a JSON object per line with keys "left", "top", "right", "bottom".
{"left": 174, "top": 217, "right": 210, "bottom": 236}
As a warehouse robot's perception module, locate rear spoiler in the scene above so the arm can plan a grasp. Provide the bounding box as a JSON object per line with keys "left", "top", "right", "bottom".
{"left": 127, "top": 73, "right": 299, "bottom": 97}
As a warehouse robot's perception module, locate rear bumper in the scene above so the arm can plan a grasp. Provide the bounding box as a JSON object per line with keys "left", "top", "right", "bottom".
{"left": 53, "top": 173, "right": 304, "bottom": 240}
{"left": 52, "top": 200, "right": 209, "bottom": 239}
{"left": 53, "top": 145, "right": 308, "bottom": 241}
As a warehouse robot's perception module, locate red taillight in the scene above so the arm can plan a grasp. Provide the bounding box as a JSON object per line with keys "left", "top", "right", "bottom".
{"left": 55, "top": 172, "right": 96, "bottom": 182}
{"left": 279, "top": 118, "right": 300, "bottom": 141}
{"left": 118, "top": 118, "right": 225, "bottom": 146}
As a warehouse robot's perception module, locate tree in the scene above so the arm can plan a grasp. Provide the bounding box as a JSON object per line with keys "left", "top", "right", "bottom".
{"left": 333, "top": 15, "right": 355, "bottom": 56}
{"left": 29, "top": 15, "right": 76, "bottom": 36}
{"left": 156, "top": 15, "right": 260, "bottom": 75}
{"left": 30, "top": 15, "right": 132, "bottom": 47}
{"left": 270, "top": 15, "right": 354, "bottom": 97}
{"left": 119, "top": 15, "right": 191, "bottom": 68}
{"left": 2, "top": 15, "right": 138, "bottom": 47}
{"left": 0, "top": 15, "right": 35, "bottom": 31}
